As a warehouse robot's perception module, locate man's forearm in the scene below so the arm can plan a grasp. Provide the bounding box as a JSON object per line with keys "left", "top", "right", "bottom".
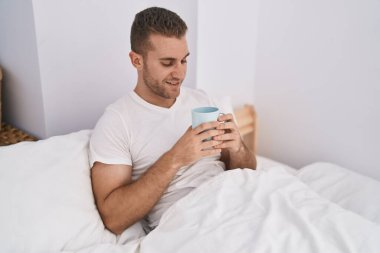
{"left": 100, "top": 152, "right": 179, "bottom": 234}
{"left": 223, "top": 143, "right": 257, "bottom": 170}
{"left": 97, "top": 123, "right": 223, "bottom": 234}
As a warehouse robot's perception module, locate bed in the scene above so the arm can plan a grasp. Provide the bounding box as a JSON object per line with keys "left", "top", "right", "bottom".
{"left": 0, "top": 104, "right": 379, "bottom": 253}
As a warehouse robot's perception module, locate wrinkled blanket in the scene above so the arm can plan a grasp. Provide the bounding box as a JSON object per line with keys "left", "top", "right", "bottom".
{"left": 71, "top": 166, "right": 380, "bottom": 253}
{"left": 139, "top": 167, "right": 380, "bottom": 253}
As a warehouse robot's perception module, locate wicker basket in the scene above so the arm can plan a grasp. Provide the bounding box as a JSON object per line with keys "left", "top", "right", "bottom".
{"left": 0, "top": 123, "right": 37, "bottom": 146}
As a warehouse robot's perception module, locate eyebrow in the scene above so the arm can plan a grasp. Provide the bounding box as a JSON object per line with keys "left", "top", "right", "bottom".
{"left": 159, "top": 52, "right": 190, "bottom": 61}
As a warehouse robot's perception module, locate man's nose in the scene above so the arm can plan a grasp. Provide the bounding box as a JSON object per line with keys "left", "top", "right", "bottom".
{"left": 171, "top": 63, "right": 186, "bottom": 79}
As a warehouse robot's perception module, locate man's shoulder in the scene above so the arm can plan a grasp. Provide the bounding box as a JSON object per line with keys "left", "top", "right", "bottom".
{"left": 106, "top": 93, "right": 131, "bottom": 113}
{"left": 94, "top": 93, "right": 136, "bottom": 127}
{"left": 91, "top": 93, "right": 134, "bottom": 139}
{"left": 182, "top": 86, "right": 208, "bottom": 96}
{"left": 103, "top": 92, "right": 144, "bottom": 120}
{"left": 181, "top": 87, "right": 211, "bottom": 102}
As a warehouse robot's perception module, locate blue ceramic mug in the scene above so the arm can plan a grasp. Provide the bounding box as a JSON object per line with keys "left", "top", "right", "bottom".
{"left": 191, "top": 106, "right": 221, "bottom": 129}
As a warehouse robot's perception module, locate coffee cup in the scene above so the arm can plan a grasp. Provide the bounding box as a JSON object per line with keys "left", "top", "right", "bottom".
{"left": 191, "top": 106, "right": 221, "bottom": 129}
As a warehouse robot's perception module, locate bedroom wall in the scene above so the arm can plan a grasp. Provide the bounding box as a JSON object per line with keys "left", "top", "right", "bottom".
{"left": 1, "top": 0, "right": 257, "bottom": 139}
{"left": 0, "top": 0, "right": 198, "bottom": 138}
{"left": 32, "top": 0, "right": 198, "bottom": 137}
{"left": 254, "top": 0, "right": 380, "bottom": 179}
{"left": 0, "top": 0, "right": 46, "bottom": 137}
{"left": 197, "top": 0, "right": 260, "bottom": 107}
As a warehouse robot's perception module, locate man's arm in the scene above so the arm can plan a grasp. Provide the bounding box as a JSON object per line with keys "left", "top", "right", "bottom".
{"left": 91, "top": 122, "right": 225, "bottom": 235}
{"left": 215, "top": 113, "right": 257, "bottom": 170}
{"left": 91, "top": 155, "right": 178, "bottom": 235}
{"left": 220, "top": 143, "right": 257, "bottom": 170}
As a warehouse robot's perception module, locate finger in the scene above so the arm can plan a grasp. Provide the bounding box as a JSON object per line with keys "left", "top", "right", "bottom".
{"left": 200, "top": 139, "right": 223, "bottom": 150}
{"left": 193, "top": 121, "right": 220, "bottom": 134}
{"left": 216, "top": 121, "right": 237, "bottom": 131}
{"left": 218, "top": 113, "right": 234, "bottom": 122}
{"left": 214, "top": 140, "right": 236, "bottom": 149}
{"left": 198, "top": 129, "right": 225, "bottom": 141}
{"left": 213, "top": 132, "right": 239, "bottom": 141}
{"left": 201, "top": 148, "right": 222, "bottom": 156}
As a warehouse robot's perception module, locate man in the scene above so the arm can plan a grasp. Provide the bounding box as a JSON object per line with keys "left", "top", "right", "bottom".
{"left": 90, "top": 7, "right": 256, "bottom": 235}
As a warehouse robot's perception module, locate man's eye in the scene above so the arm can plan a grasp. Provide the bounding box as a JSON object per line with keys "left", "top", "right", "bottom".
{"left": 181, "top": 60, "right": 187, "bottom": 64}
{"left": 161, "top": 62, "right": 172, "bottom": 67}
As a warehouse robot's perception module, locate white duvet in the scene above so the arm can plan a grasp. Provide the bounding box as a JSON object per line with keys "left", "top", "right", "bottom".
{"left": 2, "top": 131, "right": 379, "bottom": 253}
{"left": 72, "top": 166, "right": 380, "bottom": 253}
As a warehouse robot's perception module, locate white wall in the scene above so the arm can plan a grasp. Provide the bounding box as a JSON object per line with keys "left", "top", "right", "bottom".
{"left": 197, "top": 0, "right": 260, "bottom": 107}
{"left": 0, "top": 0, "right": 197, "bottom": 138}
{"left": 254, "top": 0, "right": 380, "bottom": 179}
{"left": 0, "top": 0, "right": 46, "bottom": 137}
{"left": 2, "top": 0, "right": 379, "bottom": 181}
{"left": 32, "top": 0, "right": 198, "bottom": 137}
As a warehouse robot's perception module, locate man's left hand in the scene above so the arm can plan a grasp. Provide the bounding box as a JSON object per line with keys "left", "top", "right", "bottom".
{"left": 213, "top": 113, "right": 243, "bottom": 153}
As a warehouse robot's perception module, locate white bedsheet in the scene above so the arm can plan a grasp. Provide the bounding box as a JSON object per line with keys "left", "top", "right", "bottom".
{"left": 71, "top": 166, "right": 380, "bottom": 253}
{"left": 135, "top": 167, "right": 380, "bottom": 253}
{"left": 297, "top": 162, "right": 380, "bottom": 225}
{"left": 256, "top": 155, "right": 297, "bottom": 174}
{"left": 2, "top": 129, "right": 379, "bottom": 253}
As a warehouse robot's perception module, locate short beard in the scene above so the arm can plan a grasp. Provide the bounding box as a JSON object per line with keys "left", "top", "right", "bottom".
{"left": 142, "top": 64, "right": 176, "bottom": 99}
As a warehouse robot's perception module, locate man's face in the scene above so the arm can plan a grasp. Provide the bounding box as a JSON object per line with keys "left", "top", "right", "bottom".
{"left": 141, "top": 34, "right": 189, "bottom": 100}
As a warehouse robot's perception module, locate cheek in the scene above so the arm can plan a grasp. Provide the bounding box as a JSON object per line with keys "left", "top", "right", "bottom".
{"left": 148, "top": 64, "right": 168, "bottom": 81}
{"left": 158, "top": 68, "right": 173, "bottom": 81}
{"left": 159, "top": 71, "right": 171, "bottom": 82}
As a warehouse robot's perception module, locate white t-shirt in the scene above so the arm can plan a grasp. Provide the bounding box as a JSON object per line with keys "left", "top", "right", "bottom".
{"left": 89, "top": 87, "right": 226, "bottom": 228}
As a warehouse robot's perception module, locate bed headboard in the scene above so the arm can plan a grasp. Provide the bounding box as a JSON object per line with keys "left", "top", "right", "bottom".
{"left": 234, "top": 104, "right": 257, "bottom": 155}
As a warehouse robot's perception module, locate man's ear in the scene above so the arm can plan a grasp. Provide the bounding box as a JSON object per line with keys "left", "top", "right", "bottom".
{"left": 129, "top": 51, "right": 143, "bottom": 70}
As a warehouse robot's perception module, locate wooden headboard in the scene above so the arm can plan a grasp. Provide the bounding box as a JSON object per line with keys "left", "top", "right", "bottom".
{"left": 233, "top": 104, "right": 257, "bottom": 155}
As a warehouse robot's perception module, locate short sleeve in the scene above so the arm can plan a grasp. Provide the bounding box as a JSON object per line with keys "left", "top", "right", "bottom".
{"left": 89, "top": 109, "right": 132, "bottom": 167}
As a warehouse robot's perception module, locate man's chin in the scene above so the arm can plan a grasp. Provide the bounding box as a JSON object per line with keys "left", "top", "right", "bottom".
{"left": 166, "top": 85, "right": 181, "bottom": 98}
{"left": 166, "top": 91, "right": 180, "bottom": 100}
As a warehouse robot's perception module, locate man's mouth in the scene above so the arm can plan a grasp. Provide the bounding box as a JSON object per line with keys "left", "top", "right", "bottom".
{"left": 166, "top": 80, "right": 180, "bottom": 86}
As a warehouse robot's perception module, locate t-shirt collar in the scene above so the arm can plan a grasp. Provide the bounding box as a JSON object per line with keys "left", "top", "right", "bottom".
{"left": 129, "top": 89, "right": 184, "bottom": 112}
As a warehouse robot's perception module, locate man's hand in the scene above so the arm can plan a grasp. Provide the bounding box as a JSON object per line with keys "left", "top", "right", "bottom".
{"left": 213, "top": 113, "right": 243, "bottom": 152}
{"left": 92, "top": 121, "right": 226, "bottom": 235}
{"left": 168, "top": 121, "right": 225, "bottom": 169}
{"left": 213, "top": 113, "right": 257, "bottom": 170}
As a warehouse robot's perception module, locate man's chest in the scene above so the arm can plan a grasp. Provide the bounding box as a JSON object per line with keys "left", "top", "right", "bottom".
{"left": 128, "top": 112, "right": 191, "bottom": 170}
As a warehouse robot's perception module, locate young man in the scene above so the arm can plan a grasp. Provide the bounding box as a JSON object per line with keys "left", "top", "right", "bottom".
{"left": 90, "top": 7, "right": 256, "bottom": 235}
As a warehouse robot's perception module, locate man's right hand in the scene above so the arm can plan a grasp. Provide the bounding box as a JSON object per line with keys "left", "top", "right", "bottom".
{"left": 92, "top": 122, "right": 224, "bottom": 235}
{"left": 167, "top": 121, "right": 225, "bottom": 169}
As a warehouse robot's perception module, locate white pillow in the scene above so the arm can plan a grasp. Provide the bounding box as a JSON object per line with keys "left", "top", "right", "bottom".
{"left": 297, "top": 162, "right": 380, "bottom": 224}
{"left": 0, "top": 130, "right": 140, "bottom": 252}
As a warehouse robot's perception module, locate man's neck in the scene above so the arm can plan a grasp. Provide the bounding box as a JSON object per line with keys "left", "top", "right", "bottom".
{"left": 134, "top": 85, "right": 176, "bottom": 109}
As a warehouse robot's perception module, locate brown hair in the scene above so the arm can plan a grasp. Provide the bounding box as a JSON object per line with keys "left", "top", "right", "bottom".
{"left": 130, "top": 7, "right": 187, "bottom": 55}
